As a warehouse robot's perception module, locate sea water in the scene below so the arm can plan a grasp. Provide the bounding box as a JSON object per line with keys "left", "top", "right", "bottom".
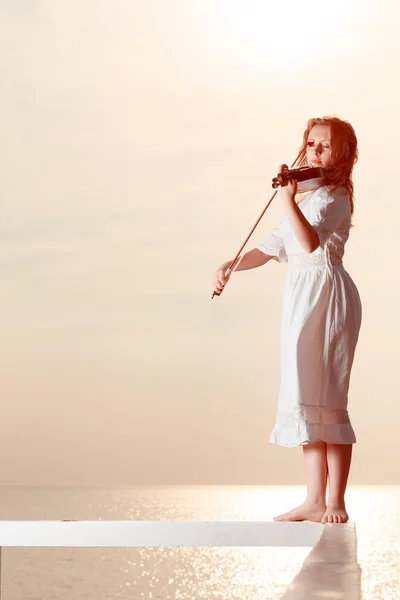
{"left": 0, "top": 485, "right": 398, "bottom": 599}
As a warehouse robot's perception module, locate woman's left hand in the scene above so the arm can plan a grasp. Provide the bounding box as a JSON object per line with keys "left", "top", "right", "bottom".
{"left": 277, "top": 164, "right": 297, "bottom": 206}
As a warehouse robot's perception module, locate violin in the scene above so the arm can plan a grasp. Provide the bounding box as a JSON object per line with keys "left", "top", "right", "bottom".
{"left": 211, "top": 156, "right": 326, "bottom": 299}
{"left": 272, "top": 165, "right": 325, "bottom": 193}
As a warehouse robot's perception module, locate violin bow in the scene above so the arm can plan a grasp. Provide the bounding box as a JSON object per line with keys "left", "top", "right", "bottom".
{"left": 211, "top": 148, "right": 306, "bottom": 299}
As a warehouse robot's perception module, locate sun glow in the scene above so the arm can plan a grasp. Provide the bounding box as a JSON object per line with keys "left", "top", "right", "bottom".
{"left": 210, "top": 0, "right": 368, "bottom": 69}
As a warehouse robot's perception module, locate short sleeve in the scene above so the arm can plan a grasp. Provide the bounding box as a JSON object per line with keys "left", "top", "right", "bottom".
{"left": 258, "top": 220, "right": 288, "bottom": 263}
{"left": 311, "top": 187, "right": 351, "bottom": 248}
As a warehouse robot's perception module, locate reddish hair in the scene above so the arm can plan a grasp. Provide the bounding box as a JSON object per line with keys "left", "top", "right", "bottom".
{"left": 298, "top": 116, "right": 359, "bottom": 225}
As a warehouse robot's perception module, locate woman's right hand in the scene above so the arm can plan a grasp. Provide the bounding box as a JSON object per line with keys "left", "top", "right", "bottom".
{"left": 212, "top": 265, "right": 229, "bottom": 296}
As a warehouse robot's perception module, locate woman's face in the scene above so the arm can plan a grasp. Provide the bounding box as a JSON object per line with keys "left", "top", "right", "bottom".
{"left": 306, "top": 124, "right": 332, "bottom": 168}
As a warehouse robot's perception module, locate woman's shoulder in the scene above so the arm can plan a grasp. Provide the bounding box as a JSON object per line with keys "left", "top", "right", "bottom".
{"left": 315, "top": 184, "right": 348, "bottom": 198}
{"left": 313, "top": 185, "right": 350, "bottom": 206}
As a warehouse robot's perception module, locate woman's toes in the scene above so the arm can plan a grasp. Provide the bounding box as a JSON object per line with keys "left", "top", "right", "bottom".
{"left": 321, "top": 506, "right": 349, "bottom": 524}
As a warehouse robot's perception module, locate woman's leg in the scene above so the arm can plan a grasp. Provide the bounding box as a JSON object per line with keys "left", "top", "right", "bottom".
{"left": 321, "top": 443, "right": 353, "bottom": 524}
{"left": 274, "top": 441, "right": 328, "bottom": 521}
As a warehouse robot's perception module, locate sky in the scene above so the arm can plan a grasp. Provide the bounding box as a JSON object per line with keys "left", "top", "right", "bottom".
{"left": 0, "top": 0, "right": 399, "bottom": 486}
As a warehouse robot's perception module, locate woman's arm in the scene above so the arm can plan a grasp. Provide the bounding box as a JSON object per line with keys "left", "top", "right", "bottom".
{"left": 220, "top": 248, "right": 272, "bottom": 273}
{"left": 278, "top": 176, "right": 319, "bottom": 253}
{"left": 284, "top": 199, "right": 320, "bottom": 253}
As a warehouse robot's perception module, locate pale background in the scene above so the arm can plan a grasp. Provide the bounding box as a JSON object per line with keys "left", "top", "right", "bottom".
{"left": 0, "top": 0, "right": 397, "bottom": 486}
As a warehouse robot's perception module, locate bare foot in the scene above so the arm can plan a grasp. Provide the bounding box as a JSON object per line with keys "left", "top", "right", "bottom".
{"left": 274, "top": 501, "right": 327, "bottom": 522}
{"left": 321, "top": 505, "right": 349, "bottom": 524}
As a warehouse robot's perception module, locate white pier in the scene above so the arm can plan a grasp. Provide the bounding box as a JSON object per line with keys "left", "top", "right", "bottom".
{"left": 0, "top": 520, "right": 361, "bottom": 599}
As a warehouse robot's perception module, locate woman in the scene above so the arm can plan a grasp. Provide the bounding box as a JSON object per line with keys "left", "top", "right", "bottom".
{"left": 212, "top": 117, "right": 362, "bottom": 524}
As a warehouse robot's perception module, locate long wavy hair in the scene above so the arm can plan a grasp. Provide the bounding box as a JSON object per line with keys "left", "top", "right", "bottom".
{"left": 297, "top": 116, "right": 359, "bottom": 225}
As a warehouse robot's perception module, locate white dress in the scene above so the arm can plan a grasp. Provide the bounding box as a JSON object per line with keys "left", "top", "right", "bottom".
{"left": 258, "top": 185, "right": 362, "bottom": 448}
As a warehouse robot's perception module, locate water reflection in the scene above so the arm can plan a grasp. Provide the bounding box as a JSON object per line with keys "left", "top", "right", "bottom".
{"left": 281, "top": 522, "right": 362, "bottom": 599}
